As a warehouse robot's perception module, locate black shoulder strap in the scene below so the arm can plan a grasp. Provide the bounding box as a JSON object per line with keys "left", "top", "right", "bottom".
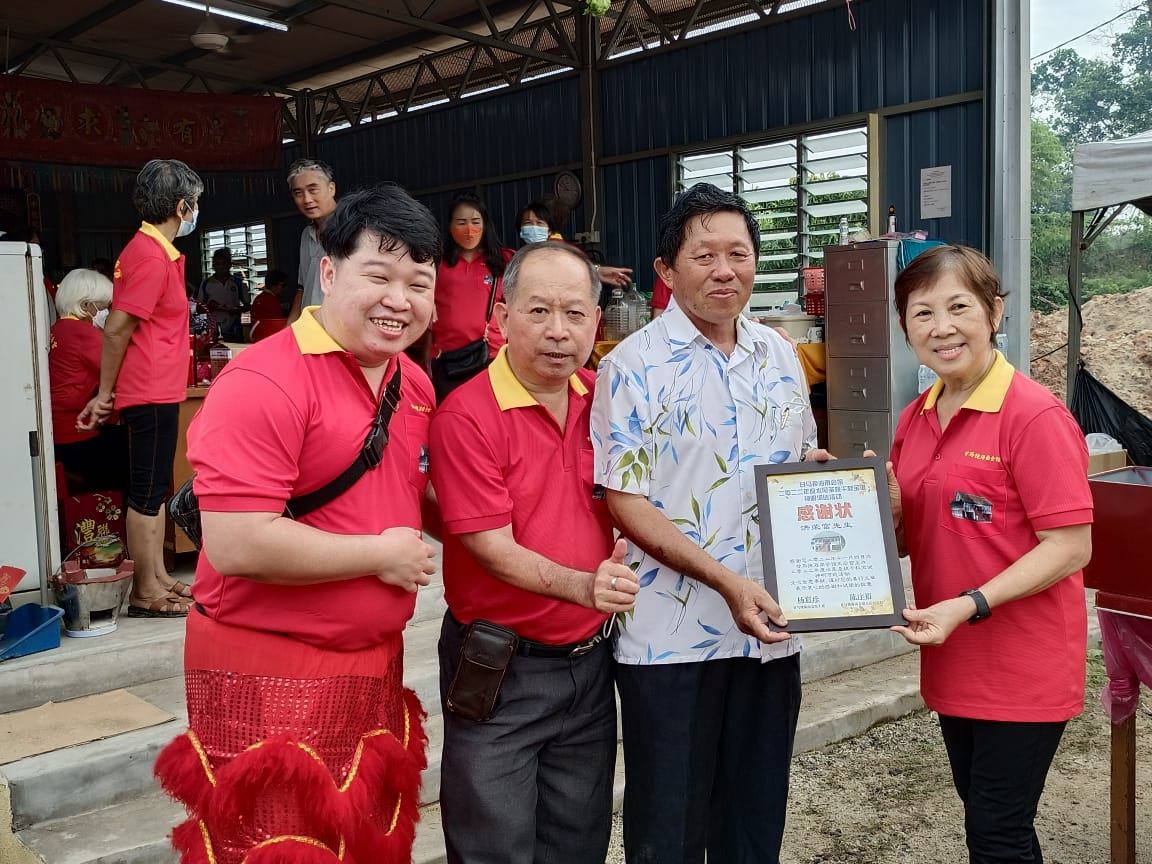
{"left": 286, "top": 362, "right": 403, "bottom": 518}
{"left": 484, "top": 275, "right": 499, "bottom": 320}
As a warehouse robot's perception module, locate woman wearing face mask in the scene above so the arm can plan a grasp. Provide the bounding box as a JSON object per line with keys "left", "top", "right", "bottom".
{"left": 429, "top": 193, "right": 513, "bottom": 402}
{"left": 49, "top": 268, "right": 128, "bottom": 496}
{"left": 77, "top": 158, "right": 204, "bottom": 618}
{"left": 516, "top": 200, "right": 634, "bottom": 292}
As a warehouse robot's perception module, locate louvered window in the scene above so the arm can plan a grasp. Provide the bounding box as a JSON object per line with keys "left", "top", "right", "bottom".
{"left": 677, "top": 126, "right": 868, "bottom": 300}
{"left": 200, "top": 222, "right": 269, "bottom": 288}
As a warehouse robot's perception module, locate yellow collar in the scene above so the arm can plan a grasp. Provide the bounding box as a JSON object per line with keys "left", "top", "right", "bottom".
{"left": 138, "top": 222, "right": 181, "bottom": 261}
{"left": 290, "top": 306, "right": 345, "bottom": 355}
{"left": 922, "top": 350, "right": 1014, "bottom": 413}
{"left": 488, "top": 345, "right": 588, "bottom": 411}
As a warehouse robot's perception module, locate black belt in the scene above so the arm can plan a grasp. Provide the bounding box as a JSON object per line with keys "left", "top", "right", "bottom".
{"left": 515, "top": 617, "right": 616, "bottom": 659}
{"left": 448, "top": 612, "right": 614, "bottom": 660}
{"left": 516, "top": 632, "right": 607, "bottom": 659}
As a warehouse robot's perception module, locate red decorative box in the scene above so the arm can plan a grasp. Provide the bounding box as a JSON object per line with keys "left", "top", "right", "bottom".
{"left": 58, "top": 492, "right": 125, "bottom": 563}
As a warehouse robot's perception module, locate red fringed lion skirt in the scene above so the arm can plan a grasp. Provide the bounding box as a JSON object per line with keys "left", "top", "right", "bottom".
{"left": 155, "top": 611, "right": 428, "bottom": 864}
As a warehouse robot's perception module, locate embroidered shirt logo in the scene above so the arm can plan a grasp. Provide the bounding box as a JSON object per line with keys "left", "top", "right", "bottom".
{"left": 411, "top": 403, "right": 433, "bottom": 414}
{"left": 964, "top": 450, "right": 1001, "bottom": 463}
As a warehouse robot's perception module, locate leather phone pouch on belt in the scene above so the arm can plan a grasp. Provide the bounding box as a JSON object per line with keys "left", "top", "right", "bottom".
{"left": 447, "top": 619, "right": 518, "bottom": 722}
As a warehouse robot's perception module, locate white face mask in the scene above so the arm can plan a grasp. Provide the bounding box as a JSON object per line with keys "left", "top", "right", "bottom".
{"left": 176, "top": 205, "right": 199, "bottom": 238}
{"left": 520, "top": 225, "right": 550, "bottom": 245}
{"left": 92, "top": 308, "right": 109, "bottom": 330}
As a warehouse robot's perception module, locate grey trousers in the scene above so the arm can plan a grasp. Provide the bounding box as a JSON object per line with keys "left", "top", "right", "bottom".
{"left": 438, "top": 612, "right": 617, "bottom": 864}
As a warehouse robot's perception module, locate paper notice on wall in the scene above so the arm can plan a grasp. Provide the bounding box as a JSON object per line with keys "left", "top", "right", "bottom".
{"left": 920, "top": 166, "right": 952, "bottom": 219}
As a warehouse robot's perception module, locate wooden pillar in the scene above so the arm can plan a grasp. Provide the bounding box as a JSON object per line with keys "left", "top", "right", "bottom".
{"left": 1110, "top": 713, "right": 1137, "bottom": 864}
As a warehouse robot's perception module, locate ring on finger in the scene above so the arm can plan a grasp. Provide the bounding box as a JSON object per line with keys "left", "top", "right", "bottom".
{"left": 610, "top": 576, "right": 618, "bottom": 590}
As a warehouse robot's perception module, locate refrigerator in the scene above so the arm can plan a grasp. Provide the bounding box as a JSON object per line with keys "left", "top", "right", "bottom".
{"left": 0, "top": 242, "right": 60, "bottom": 603}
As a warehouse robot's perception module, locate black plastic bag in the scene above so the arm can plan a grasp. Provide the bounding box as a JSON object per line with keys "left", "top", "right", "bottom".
{"left": 1069, "top": 365, "right": 1152, "bottom": 467}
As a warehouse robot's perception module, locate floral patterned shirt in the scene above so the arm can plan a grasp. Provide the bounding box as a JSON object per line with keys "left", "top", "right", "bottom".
{"left": 591, "top": 303, "right": 816, "bottom": 665}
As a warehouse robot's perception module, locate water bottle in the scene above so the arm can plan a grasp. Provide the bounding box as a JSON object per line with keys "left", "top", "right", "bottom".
{"left": 917, "top": 364, "right": 938, "bottom": 394}
{"left": 838, "top": 217, "right": 850, "bottom": 246}
{"left": 636, "top": 295, "right": 652, "bottom": 330}
{"left": 603, "top": 288, "right": 629, "bottom": 342}
{"left": 622, "top": 282, "right": 647, "bottom": 333}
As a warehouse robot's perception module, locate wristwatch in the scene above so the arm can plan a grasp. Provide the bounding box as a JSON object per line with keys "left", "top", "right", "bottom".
{"left": 958, "top": 589, "right": 991, "bottom": 625}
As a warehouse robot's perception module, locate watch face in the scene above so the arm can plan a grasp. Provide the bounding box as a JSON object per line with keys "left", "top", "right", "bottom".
{"left": 555, "top": 172, "right": 582, "bottom": 208}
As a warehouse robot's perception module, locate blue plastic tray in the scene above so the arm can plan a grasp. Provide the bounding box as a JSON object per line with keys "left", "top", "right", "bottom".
{"left": 0, "top": 604, "right": 63, "bottom": 661}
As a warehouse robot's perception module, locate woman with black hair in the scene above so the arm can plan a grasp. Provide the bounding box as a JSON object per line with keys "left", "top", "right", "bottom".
{"left": 430, "top": 193, "right": 513, "bottom": 401}
{"left": 516, "top": 199, "right": 634, "bottom": 292}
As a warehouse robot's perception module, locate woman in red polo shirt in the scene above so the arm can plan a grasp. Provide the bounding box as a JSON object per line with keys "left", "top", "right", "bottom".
{"left": 78, "top": 159, "right": 204, "bottom": 618}
{"left": 428, "top": 193, "right": 512, "bottom": 402}
{"left": 886, "top": 246, "right": 1092, "bottom": 864}
{"left": 49, "top": 268, "right": 127, "bottom": 494}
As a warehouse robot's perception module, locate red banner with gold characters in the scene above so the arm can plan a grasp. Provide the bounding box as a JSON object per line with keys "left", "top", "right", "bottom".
{"left": 0, "top": 77, "right": 282, "bottom": 171}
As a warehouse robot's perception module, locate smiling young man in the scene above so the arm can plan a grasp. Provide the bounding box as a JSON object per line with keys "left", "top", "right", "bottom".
{"left": 286, "top": 157, "right": 338, "bottom": 321}
{"left": 154, "top": 184, "right": 441, "bottom": 864}
{"left": 592, "top": 183, "right": 826, "bottom": 864}
{"left": 430, "top": 242, "right": 638, "bottom": 864}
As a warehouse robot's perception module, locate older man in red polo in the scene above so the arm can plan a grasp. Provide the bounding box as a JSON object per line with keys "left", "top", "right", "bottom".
{"left": 430, "top": 241, "right": 638, "bottom": 864}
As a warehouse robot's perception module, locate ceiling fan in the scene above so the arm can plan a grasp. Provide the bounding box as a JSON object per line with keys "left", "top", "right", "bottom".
{"left": 189, "top": 14, "right": 238, "bottom": 53}
{"left": 160, "top": 0, "right": 289, "bottom": 54}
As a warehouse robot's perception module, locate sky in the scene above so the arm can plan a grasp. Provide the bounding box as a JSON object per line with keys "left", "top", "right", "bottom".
{"left": 1031, "top": 0, "right": 1142, "bottom": 63}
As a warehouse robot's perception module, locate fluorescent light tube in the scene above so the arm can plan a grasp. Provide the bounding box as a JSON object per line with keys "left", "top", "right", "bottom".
{"left": 159, "top": 0, "right": 290, "bottom": 32}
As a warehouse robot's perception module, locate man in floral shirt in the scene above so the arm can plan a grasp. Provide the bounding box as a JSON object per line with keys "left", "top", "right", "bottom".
{"left": 591, "top": 183, "right": 826, "bottom": 864}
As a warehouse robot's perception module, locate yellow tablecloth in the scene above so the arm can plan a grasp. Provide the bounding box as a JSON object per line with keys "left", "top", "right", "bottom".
{"left": 591, "top": 341, "right": 826, "bottom": 388}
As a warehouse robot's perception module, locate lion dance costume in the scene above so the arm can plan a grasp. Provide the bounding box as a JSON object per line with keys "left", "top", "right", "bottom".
{"left": 155, "top": 611, "right": 427, "bottom": 864}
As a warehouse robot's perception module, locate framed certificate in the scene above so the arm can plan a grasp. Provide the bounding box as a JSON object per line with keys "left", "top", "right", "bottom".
{"left": 754, "top": 457, "right": 907, "bottom": 633}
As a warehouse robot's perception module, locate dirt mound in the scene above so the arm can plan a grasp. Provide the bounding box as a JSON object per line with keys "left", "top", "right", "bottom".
{"left": 1030, "top": 286, "right": 1152, "bottom": 418}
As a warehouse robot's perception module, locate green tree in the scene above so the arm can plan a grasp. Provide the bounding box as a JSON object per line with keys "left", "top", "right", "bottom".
{"left": 1033, "top": 15, "right": 1152, "bottom": 147}
{"left": 1030, "top": 120, "right": 1071, "bottom": 214}
{"left": 1030, "top": 12, "right": 1152, "bottom": 309}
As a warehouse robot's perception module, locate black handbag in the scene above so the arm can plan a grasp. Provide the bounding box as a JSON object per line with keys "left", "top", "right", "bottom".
{"left": 168, "top": 365, "right": 402, "bottom": 551}
{"left": 431, "top": 278, "right": 499, "bottom": 401}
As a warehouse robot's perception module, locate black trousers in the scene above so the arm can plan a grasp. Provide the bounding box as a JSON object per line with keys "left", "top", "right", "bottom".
{"left": 938, "top": 714, "right": 1067, "bottom": 864}
{"left": 438, "top": 612, "right": 617, "bottom": 864}
{"left": 615, "top": 654, "right": 802, "bottom": 864}
{"left": 121, "top": 403, "right": 180, "bottom": 515}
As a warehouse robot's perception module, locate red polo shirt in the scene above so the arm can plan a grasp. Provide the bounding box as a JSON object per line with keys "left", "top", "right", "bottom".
{"left": 111, "top": 222, "right": 190, "bottom": 408}
{"left": 430, "top": 249, "right": 513, "bottom": 357}
{"left": 890, "top": 352, "right": 1093, "bottom": 722}
{"left": 188, "top": 309, "right": 436, "bottom": 650}
{"left": 49, "top": 317, "right": 102, "bottom": 444}
{"left": 430, "top": 347, "right": 611, "bottom": 644}
{"left": 652, "top": 276, "right": 671, "bottom": 311}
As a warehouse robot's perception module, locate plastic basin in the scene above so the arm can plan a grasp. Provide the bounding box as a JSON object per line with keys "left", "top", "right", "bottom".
{"left": 0, "top": 604, "right": 64, "bottom": 661}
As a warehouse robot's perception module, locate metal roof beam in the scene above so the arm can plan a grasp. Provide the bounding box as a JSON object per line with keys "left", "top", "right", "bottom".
{"left": 102, "top": 0, "right": 326, "bottom": 90}
{"left": 3, "top": 31, "right": 298, "bottom": 95}
{"left": 265, "top": 0, "right": 550, "bottom": 87}
{"left": 320, "top": 0, "right": 572, "bottom": 66}
{"left": 8, "top": 0, "right": 145, "bottom": 71}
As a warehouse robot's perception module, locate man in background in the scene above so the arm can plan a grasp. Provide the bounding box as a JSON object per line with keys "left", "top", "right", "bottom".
{"left": 286, "top": 157, "right": 337, "bottom": 322}
{"left": 197, "top": 246, "right": 249, "bottom": 341}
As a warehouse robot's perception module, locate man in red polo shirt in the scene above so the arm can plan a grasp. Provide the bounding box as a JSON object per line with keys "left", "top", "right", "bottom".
{"left": 430, "top": 241, "right": 639, "bottom": 864}
{"left": 153, "top": 184, "right": 441, "bottom": 864}
{"left": 78, "top": 159, "right": 201, "bottom": 617}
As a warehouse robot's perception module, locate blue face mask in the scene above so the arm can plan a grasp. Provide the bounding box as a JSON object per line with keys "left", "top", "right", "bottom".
{"left": 520, "top": 225, "right": 549, "bottom": 245}
{"left": 176, "top": 205, "right": 199, "bottom": 238}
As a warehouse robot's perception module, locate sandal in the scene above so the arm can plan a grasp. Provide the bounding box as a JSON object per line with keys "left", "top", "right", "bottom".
{"left": 164, "top": 580, "right": 194, "bottom": 599}
{"left": 127, "top": 594, "right": 191, "bottom": 618}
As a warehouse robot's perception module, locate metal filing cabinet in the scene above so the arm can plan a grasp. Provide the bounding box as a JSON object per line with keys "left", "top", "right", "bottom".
{"left": 824, "top": 240, "right": 920, "bottom": 458}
